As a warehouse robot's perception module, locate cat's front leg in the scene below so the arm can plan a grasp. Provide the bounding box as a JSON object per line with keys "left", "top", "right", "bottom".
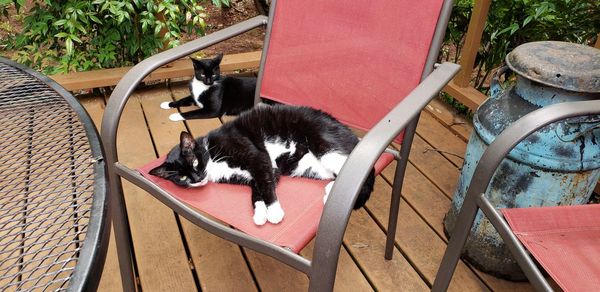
{"left": 161, "top": 95, "right": 195, "bottom": 109}
{"left": 169, "top": 108, "right": 223, "bottom": 121}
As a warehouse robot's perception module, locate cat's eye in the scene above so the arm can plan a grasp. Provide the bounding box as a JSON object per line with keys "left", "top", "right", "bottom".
{"left": 179, "top": 176, "right": 188, "bottom": 181}
{"left": 200, "top": 74, "right": 205, "bottom": 77}
{"left": 193, "top": 159, "right": 199, "bottom": 169}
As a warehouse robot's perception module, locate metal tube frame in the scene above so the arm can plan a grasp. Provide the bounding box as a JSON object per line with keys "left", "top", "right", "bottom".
{"left": 101, "top": 1, "right": 460, "bottom": 290}
{"left": 432, "top": 100, "right": 600, "bottom": 292}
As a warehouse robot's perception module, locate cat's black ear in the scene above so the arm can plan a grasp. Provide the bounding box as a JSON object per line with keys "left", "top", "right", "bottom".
{"left": 149, "top": 163, "right": 170, "bottom": 178}
{"left": 191, "top": 57, "right": 202, "bottom": 70}
{"left": 180, "top": 131, "right": 196, "bottom": 152}
{"left": 213, "top": 53, "right": 223, "bottom": 65}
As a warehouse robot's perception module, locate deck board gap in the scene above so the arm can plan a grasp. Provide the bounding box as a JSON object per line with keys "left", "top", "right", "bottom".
{"left": 173, "top": 215, "right": 204, "bottom": 291}
{"left": 238, "top": 246, "right": 263, "bottom": 291}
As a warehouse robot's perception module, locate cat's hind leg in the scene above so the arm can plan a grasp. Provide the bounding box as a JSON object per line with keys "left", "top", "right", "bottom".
{"left": 320, "top": 152, "right": 348, "bottom": 204}
{"left": 320, "top": 152, "right": 348, "bottom": 176}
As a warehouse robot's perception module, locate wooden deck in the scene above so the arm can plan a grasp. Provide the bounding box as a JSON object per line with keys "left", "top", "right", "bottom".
{"left": 79, "top": 82, "right": 537, "bottom": 291}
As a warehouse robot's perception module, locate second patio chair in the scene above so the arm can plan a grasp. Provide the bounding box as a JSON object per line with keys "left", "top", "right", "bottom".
{"left": 102, "top": 0, "right": 460, "bottom": 290}
{"left": 432, "top": 100, "right": 600, "bottom": 292}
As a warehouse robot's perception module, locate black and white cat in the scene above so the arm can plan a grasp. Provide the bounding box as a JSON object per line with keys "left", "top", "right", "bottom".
{"left": 161, "top": 53, "right": 257, "bottom": 120}
{"left": 150, "top": 104, "right": 375, "bottom": 225}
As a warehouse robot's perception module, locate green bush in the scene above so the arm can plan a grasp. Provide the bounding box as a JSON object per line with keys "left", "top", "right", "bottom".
{"left": 1, "top": 0, "right": 209, "bottom": 74}
{"left": 442, "top": 0, "right": 599, "bottom": 92}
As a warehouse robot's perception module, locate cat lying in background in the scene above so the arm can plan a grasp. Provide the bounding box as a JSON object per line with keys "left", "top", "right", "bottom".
{"left": 150, "top": 104, "right": 375, "bottom": 226}
{"left": 161, "top": 53, "right": 257, "bottom": 120}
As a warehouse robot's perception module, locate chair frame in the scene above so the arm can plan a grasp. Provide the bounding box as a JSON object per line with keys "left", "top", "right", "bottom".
{"left": 101, "top": 1, "right": 460, "bottom": 290}
{"left": 432, "top": 100, "right": 600, "bottom": 292}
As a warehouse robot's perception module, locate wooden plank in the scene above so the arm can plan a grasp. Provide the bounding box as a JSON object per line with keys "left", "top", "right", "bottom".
{"left": 344, "top": 208, "right": 428, "bottom": 291}
{"left": 453, "top": 0, "right": 492, "bottom": 87}
{"left": 112, "top": 89, "right": 197, "bottom": 291}
{"left": 78, "top": 96, "right": 123, "bottom": 291}
{"left": 443, "top": 79, "right": 488, "bottom": 112}
{"left": 416, "top": 111, "right": 466, "bottom": 167}
{"left": 409, "top": 134, "right": 461, "bottom": 200}
{"left": 366, "top": 177, "right": 489, "bottom": 291}
{"left": 139, "top": 85, "right": 258, "bottom": 291}
{"left": 50, "top": 51, "right": 262, "bottom": 91}
{"left": 300, "top": 243, "right": 374, "bottom": 292}
{"left": 381, "top": 161, "right": 450, "bottom": 238}
{"left": 425, "top": 98, "right": 472, "bottom": 142}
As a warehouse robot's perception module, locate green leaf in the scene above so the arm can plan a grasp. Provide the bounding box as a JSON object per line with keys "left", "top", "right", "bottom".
{"left": 65, "top": 38, "right": 74, "bottom": 54}
{"left": 53, "top": 19, "right": 67, "bottom": 26}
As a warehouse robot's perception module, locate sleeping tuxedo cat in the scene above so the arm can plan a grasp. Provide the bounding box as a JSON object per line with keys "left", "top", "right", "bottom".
{"left": 161, "top": 53, "right": 257, "bottom": 121}
{"left": 150, "top": 104, "right": 375, "bottom": 226}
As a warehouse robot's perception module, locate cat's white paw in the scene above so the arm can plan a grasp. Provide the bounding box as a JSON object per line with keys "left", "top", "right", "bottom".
{"left": 169, "top": 113, "right": 185, "bottom": 121}
{"left": 323, "top": 181, "right": 335, "bottom": 204}
{"left": 266, "top": 201, "right": 285, "bottom": 224}
{"left": 253, "top": 201, "right": 268, "bottom": 226}
{"left": 160, "top": 102, "right": 172, "bottom": 109}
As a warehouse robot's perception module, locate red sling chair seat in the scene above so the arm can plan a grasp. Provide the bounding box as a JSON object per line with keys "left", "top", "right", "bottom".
{"left": 502, "top": 204, "right": 600, "bottom": 292}
{"left": 102, "top": 0, "right": 460, "bottom": 290}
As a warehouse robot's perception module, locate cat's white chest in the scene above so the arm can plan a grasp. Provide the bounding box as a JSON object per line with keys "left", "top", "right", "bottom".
{"left": 190, "top": 78, "right": 209, "bottom": 108}
{"left": 206, "top": 158, "right": 253, "bottom": 182}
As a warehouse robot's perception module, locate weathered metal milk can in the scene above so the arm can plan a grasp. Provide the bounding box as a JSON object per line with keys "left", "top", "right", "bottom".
{"left": 444, "top": 41, "right": 600, "bottom": 280}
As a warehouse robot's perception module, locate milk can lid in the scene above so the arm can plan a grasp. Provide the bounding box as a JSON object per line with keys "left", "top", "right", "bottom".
{"left": 506, "top": 41, "right": 600, "bottom": 93}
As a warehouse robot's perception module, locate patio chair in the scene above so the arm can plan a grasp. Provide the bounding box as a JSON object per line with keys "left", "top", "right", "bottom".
{"left": 101, "top": 0, "right": 460, "bottom": 290}
{"left": 432, "top": 100, "right": 600, "bottom": 292}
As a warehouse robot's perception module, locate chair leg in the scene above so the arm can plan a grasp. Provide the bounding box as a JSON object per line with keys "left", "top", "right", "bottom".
{"left": 110, "top": 174, "right": 138, "bottom": 292}
{"left": 431, "top": 196, "right": 480, "bottom": 291}
{"left": 384, "top": 116, "right": 419, "bottom": 260}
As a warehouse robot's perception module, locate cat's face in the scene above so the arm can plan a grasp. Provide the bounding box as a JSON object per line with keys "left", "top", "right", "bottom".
{"left": 191, "top": 53, "right": 223, "bottom": 85}
{"left": 150, "top": 132, "right": 209, "bottom": 187}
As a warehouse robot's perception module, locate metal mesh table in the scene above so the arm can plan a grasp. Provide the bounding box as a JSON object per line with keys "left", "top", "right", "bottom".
{"left": 0, "top": 57, "right": 108, "bottom": 291}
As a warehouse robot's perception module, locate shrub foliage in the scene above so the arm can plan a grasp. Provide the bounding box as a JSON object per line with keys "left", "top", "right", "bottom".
{"left": 1, "top": 0, "right": 212, "bottom": 74}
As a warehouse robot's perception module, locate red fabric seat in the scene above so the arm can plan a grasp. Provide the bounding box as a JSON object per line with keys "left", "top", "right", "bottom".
{"left": 502, "top": 204, "right": 600, "bottom": 292}
{"left": 138, "top": 152, "right": 394, "bottom": 253}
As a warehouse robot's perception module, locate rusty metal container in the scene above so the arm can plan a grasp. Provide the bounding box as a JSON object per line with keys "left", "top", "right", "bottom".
{"left": 444, "top": 41, "right": 600, "bottom": 280}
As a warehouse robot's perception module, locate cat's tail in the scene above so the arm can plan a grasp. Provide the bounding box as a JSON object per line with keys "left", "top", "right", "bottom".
{"left": 353, "top": 167, "right": 375, "bottom": 209}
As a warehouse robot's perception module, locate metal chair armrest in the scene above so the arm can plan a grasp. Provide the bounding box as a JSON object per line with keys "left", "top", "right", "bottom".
{"left": 309, "top": 62, "right": 460, "bottom": 290}
{"left": 101, "top": 15, "right": 268, "bottom": 160}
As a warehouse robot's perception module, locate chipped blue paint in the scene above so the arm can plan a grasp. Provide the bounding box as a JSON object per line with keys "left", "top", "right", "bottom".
{"left": 444, "top": 42, "right": 600, "bottom": 279}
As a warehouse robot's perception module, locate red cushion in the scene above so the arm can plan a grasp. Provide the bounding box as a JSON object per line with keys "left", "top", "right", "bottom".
{"left": 260, "top": 0, "right": 445, "bottom": 144}
{"left": 502, "top": 204, "right": 600, "bottom": 292}
{"left": 138, "top": 153, "right": 394, "bottom": 253}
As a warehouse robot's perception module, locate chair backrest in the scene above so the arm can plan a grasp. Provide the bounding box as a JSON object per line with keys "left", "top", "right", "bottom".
{"left": 258, "top": 0, "right": 449, "bottom": 132}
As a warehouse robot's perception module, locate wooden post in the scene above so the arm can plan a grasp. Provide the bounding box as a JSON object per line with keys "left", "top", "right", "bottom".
{"left": 454, "top": 0, "right": 492, "bottom": 87}
{"left": 442, "top": 0, "right": 492, "bottom": 111}
{"left": 595, "top": 33, "right": 600, "bottom": 49}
